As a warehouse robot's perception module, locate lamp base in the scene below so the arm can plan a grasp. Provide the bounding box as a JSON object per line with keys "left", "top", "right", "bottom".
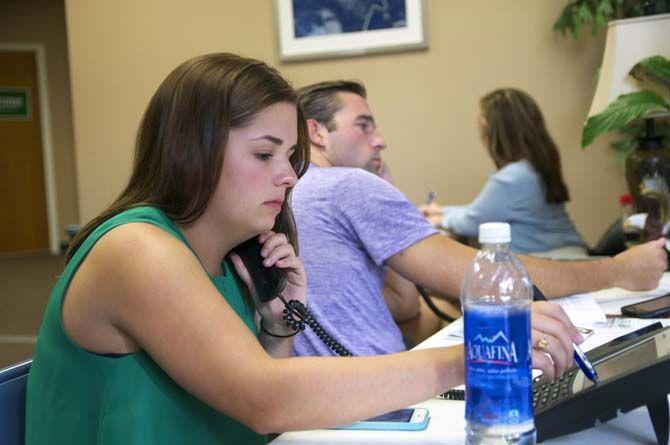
{"left": 625, "top": 119, "right": 670, "bottom": 241}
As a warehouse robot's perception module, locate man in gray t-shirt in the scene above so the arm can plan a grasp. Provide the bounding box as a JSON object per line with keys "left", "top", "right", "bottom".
{"left": 292, "top": 165, "right": 437, "bottom": 356}
{"left": 292, "top": 80, "right": 666, "bottom": 357}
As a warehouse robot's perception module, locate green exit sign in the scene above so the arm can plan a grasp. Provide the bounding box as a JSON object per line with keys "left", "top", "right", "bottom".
{"left": 0, "top": 88, "right": 31, "bottom": 119}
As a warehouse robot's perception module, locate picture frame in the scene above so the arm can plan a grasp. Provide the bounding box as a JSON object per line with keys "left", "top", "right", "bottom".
{"left": 274, "top": 0, "right": 428, "bottom": 62}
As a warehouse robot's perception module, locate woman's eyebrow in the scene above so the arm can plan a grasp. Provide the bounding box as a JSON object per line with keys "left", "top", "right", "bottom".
{"left": 251, "top": 135, "right": 283, "bottom": 145}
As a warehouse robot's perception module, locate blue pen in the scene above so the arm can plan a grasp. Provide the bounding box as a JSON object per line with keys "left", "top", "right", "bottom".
{"left": 532, "top": 285, "right": 599, "bottom": 384}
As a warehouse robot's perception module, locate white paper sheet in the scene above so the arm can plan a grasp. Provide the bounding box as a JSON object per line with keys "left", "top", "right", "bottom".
{"left": 550, "top": 293, "right": 607, "bottom": 326}
{"left": 590, "top": 273, "right": 670, "bottom": 315}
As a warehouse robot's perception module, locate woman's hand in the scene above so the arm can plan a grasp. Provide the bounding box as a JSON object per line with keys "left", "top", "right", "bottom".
{"left": 230, "top": 231, "right": 307, "bottom": 336}
{"left": 418, "top": 202, "right": 444, "bottom": 227}
{"left": 530, "top": 301, "right": 583, "bottom": 381}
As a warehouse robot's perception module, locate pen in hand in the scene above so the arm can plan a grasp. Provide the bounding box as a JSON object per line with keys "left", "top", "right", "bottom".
{"left": 426, "top": 190, "right": 436, "bottom": 205}
{"left": 532, "top": 285, "right": 600, "bottom": 384}
{"left": 424, "top": 191, "right": 449, "bottom": 232}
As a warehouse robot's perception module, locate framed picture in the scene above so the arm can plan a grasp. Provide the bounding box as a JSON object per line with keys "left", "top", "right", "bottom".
{"left": 274, "top": 0, "right": 427, "bottom": 62}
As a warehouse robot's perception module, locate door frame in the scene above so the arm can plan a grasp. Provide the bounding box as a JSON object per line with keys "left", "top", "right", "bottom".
{"left": 0, "top": 43, "right": 59, "bottom": 254}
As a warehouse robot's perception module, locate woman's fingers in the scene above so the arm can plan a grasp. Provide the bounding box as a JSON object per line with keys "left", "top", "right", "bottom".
{"left": 531, "top": 301, "right": 571, "bottom": 329}
{"left": 428, "top": 215, "right": 443, "bottom": 227}
{"left": 257, "top": 231, "right": 293, "bottom": 266}
{"left": 255, "top": 231, "right": 306, "bottom": 289}
{"left": 531, "top": 329, "right": 568, "bottom": 377}
{"left": 531, "top": 302, "right": 579, "bottom": 348}
{"left": 532, "top": 349, "right": 555, "bottom": 381}
{"left": 529, "top": 302, "right": 580, "bottom": 379}
{"left": 274, "top": 253, "right": 300, "bottom": 270}
{"left": 418, "top": 203, "right": 442, "bottom": 217}
{"left": 259, "top": 231, "right": 288, "bottom": 255}
{"left": 532, "top": 301, "right": 582, "bottom": 343}
{"left": 531, "top": 312, "right": 573, "bottom": 372}
{"left": 262, "top": 243, "right": 294, "bottom": 267}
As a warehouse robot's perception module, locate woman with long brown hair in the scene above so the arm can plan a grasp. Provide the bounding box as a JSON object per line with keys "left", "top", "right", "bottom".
{"left": 25, "top": 57, "right": 577, "bottom": 444}
{"left": 422, "top": 88, "right": 586, "bottom": 256}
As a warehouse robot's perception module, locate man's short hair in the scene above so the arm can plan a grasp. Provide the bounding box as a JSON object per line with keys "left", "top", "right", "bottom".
{"left": 297, "top": 80, "right": 367, "bottom": 131}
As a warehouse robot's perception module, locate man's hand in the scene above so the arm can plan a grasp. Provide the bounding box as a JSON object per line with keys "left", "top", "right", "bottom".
{"left": 375, "top": 159, "right": 394, "bottom": 184}
{"left": 612, "top": 238, "right": 667, "bottom": 291}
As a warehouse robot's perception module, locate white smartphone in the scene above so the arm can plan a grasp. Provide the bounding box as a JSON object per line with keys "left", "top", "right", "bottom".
{"left": 331, "top": 407, "right": 430, "bottom": 431}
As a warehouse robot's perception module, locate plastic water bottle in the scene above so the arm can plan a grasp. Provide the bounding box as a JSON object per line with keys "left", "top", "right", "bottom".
{"left": 462, "top": 222, "right": 535, "bottom": 445}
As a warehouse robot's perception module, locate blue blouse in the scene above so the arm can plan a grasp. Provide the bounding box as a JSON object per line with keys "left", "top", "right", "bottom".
{"left": 443, "top": 160, "right": 585, "bottom": 254}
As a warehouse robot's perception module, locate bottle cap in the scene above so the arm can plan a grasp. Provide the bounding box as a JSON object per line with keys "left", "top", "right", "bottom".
{"left": 479, "top": 222, "right": 511, "bottom": 244}
{"left": 619, "top": 193, "right": 633, "bottom": 205}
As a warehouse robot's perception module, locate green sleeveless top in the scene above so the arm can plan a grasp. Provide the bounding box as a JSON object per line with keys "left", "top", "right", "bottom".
{"left": 25, "top": 206, "right": 265, "bottom": 444}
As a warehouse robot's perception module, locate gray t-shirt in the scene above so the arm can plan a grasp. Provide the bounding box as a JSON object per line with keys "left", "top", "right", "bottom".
{"left": 292, "top": 165, "right": 438, "bottom": 356}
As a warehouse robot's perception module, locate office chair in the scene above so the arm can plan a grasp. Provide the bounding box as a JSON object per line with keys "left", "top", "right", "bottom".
{"left": 588, "top": 218, "right": 626, "bottom": 256}
{"left": 0, "top": 359, "right": 32, "bottom": 445}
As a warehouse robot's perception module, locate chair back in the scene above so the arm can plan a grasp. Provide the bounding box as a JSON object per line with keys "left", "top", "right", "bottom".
{"left": 0, "top": 359, "right": 32, "bottom": 445}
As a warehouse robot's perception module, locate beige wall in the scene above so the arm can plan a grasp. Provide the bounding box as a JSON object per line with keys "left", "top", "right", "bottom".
{"left": 65, "top": 0, "right": 624, "bottom": 245}
{"left": 0, "top": 0, "right": 79, "bottom": 241}
{"left": 0, "top": 1, "right": 76, "bottom": 357}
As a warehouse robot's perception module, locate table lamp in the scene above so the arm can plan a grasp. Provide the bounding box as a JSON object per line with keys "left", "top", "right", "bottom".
{"left": 586, "top": 13, "right": 670, "bottom": 239}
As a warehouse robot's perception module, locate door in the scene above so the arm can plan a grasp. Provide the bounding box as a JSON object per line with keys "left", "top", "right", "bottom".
{"left": 0, "top": 50, "right": 49, "bottom": 254}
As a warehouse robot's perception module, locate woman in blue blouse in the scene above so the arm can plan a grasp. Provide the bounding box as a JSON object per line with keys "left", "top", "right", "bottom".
{"left": 422, "top": 88, "right": 586, "bottom": 255}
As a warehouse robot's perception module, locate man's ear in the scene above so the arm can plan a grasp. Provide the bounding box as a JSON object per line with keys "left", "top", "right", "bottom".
{"left": 306, "top": 118, "right": 328, "bottom": 148}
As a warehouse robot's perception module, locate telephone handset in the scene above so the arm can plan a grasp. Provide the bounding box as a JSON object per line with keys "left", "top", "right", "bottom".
{"left": 232, "top": 237, "right": 288, "bottom": 303}
{"left": 232, "top": 236, "right": 353, "bottom": 356}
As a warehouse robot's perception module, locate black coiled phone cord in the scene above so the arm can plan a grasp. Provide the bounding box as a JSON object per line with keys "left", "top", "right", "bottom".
{"left": 276, "top": 294, "right": 464, "bottom": 400}
{"left": 277, "top": 294, "right": 353, "bottom": 357}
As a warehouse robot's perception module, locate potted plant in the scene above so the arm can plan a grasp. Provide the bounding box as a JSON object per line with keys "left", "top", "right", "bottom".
{"left": 554, "top": 3, "right": 670, "bottom": 239}
{"left": 554, "top": 1, "right": 670, "bottom": 163}
{"left": 554, "top": 0, "right": 670, "bottom": 39}
{"left": 583, "top": 55, "right": 670, "bottom": 238}
{"left": 582, "top": 55, "right": 670, "bottom": 149}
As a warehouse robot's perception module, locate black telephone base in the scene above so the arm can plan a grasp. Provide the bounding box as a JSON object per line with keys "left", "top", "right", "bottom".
{"left": 537, "top": 398, "right": 669, "bottom": 445}
{"left": 535, "top": 326, "right": 670, "bottom": 444}
{"left": 648, "top": 397, "right": 669, "bottom": 445}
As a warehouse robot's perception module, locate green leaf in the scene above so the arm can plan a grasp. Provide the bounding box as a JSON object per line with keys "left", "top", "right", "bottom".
{"left": 552, "top": 9, "right": 566, "bottom": 32}
{"left": 567, "top": 5, "right": 582, "bottom": 39}
{"left": 594, "top": 0, "right": 613, "bottom": 32}
{"left": 630, "top": 55, "right": 670, "bottom": 88}
{"left": 610, "top": 134, "right": 638, "bottom": 166}
{"left": 610, "top": 121, "right": 648, "bottom": 168}
{"left": 582, "top": 90, "right": 669, "bottom": 147}
{"left": 617, "top": 119, "right": 646, "bottom": 138}
{"left": 571, "top": 22, "right": 581, "bottom": 39}
{"left": 553, "top": 6, "right": 572, "bottom": 36}
{"left": 593, "top": 10, "right": 606, "bottom": 31}
{"left": 598, "top": 0, "right": 614, "bottom": 16}
{"left": 577, "top": 2, "right": 594, "bottom": 24}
